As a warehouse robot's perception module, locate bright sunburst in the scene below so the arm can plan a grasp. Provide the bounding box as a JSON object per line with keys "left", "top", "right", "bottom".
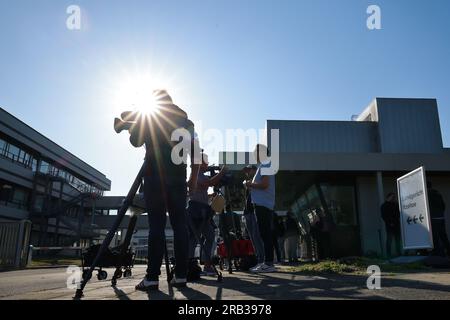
{"left": 114, "top": 76, "right": 160, "bottom": 116}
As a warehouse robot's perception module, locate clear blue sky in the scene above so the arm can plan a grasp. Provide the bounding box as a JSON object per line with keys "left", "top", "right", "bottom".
{"left": 1, "top": 0, "right": 449, "bottom": 196}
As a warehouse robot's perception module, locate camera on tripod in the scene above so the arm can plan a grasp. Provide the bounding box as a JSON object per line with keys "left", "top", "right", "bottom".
{"left": 207, "top": 165, "right": 233, "bottom": 189}
{"left": 113, "top": 111, "right": 149, "bottom": 148}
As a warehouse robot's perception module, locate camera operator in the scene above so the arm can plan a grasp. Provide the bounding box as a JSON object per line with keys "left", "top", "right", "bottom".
{"left": 135, "top": 90, "right": 201, "bottom": 291}
{"left": 188, "top": 153, "right": 227, "bottom": 276}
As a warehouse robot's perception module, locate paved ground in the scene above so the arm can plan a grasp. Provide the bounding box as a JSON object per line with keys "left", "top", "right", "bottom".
{"left": 1, "top": 265, "right": 450, "bottom": 300}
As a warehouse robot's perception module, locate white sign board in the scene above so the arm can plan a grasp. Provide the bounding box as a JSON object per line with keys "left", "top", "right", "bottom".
{"left": 397, "top": 167, "right": 434, "bottom": 250}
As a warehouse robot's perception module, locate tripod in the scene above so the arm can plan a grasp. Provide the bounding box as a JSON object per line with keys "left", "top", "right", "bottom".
{"left": 74, "top": 158, "right": 173, "bottom": 299}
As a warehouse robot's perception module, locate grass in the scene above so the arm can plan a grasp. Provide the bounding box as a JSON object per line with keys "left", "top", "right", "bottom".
{"left": 285, "top": 257, "right": 430, "bottom": 275}
{"left": 29, "top": 257, "right": 82, "bottom": 267}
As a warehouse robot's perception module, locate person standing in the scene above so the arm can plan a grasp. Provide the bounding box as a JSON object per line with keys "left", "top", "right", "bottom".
{"left": 272, "top": 212, "right": 285, "bottom": 263}
{"left": 188, "top": 153, "right": 227, "bottom": 276}
{"left": 381, "top": 193, "right": 402, "bottom": 258}
{"left": 284, "top": 211, "right": 300, "bottom": 263}
{"left": 135, "top": 90, "right": 201, "bottom": 291}
{"left": 427, "top": 182, "right": 450, "bottom": 257}
{"left": 244, "top": 144, "right": 277, "bottom": 273}
{"left": 242, "top": 165, "right": 265, "bottom": 266}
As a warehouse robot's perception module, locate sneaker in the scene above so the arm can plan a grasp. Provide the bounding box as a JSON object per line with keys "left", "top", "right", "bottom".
{"left": 201, "top": 266, "right": 216, "bottom": 277}
{"left": 170, "top": 277, "right": 187, "bottom": 288}
{"left": 250, "top": 263, "right": 265, "bottom": 273}
{"left": 251, "top": 263, "right": 277, "bottom": 273}
{"left": 135, "top": 278, "right": 158, "bottom": 291}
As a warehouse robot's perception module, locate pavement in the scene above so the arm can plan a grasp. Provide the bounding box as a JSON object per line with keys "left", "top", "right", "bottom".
{"left": 1, "top": 265, "right": 450, "bottom": 300}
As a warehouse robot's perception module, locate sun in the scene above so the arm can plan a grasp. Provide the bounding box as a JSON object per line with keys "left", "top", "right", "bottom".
{"left": 111, "top": 72, "right": 174, "bottom": 118}
{"left": 114, "top": 78, "right": 160, "bottom": 116}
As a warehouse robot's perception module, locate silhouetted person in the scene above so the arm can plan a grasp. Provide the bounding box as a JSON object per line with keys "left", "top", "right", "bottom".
{"left": 135, "top": 90, "right": 200, "bottom": 291}
{"left": 284, "top": 212, "right": 300, "bottom": 263}
{"left": 427, "top": 182, "right": 450, "bottom": 257}
{"left": 242, "top": 165, "right": 265, "bottom": 266}
{"left": 272, "top": 212, "right": 285, "bottom": 263}
{"left": 381, "top": 193, "right": 402, "bottom": 258}
{"left": 187, "top": 153, "right": 227, "bottom": 276}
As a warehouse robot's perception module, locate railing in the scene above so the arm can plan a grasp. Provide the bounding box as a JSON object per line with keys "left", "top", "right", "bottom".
{"left": 0, "top": 150, "right": 35, "bottom": 170}
{"left": 132, "top": 238, "right": 175, "bottom": 264}
{"left": 0, "top": 199, "right": 28, "bottom": 211}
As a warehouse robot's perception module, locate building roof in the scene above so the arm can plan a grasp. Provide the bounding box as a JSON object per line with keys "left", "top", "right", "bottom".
{"left": 0, "top": 107, "right": 111, "bottom": 190}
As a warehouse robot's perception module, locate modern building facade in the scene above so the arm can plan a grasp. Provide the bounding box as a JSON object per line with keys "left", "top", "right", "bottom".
{"left": 221, "top": 98, "right": 450, "bottom": 258}
{"left": 0, "top": 107, "right": 111, "bottom": 248}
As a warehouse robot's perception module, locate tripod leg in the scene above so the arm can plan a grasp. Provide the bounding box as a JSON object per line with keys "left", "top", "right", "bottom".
{"left": 164, "top": 237, "right": 173, "bottom": 283}
{"left": 111, "top": 214, "right": 138, "bottom": 286}
{"left": 74, "top": 160, "right": 147, "bottom": 299}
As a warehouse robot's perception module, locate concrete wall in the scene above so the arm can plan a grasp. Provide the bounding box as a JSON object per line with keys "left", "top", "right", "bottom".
{"left": 376, "top": 98, "right": 443, "bottom": 154}
{"left": 267, "top": 120, "right": 378, "bottom": 153}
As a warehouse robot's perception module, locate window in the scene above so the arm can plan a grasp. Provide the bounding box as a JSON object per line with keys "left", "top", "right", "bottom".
{"left": 0, "top": 182, "right": 29, "bottom": 210}
{"left": 305, "top": 185, "right": 322, "bottom": 210}
{"left": 0, "top": 184, "right": 13, "bottom": 202}
{"left": 320, "top": 184, "right": 357, "bottom": 226}
{"left": 8, "top": 144, "right": 20, "bottom": 161}
{"left": 33, "top": 195, "right": 45, "bottom": 212}
{"left": 31, "top": 158, "right": 38, "bottom": 172}
{"left": 0, "top": 138, "right": 6, "bottom": 154}
{"left": 11, "top": 188, "right": 29, "bottom": 210}
{"left": 39, "top": 161, "right": 50, "bottom": 174}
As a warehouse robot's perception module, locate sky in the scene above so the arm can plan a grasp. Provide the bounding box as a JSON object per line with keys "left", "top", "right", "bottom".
{"left": 0, "top": 0, "right": 449, "bottom": 196}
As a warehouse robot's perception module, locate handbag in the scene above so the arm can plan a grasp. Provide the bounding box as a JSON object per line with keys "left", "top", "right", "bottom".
{"left": 210, "top": 193, "right": 225, "bottom": 213}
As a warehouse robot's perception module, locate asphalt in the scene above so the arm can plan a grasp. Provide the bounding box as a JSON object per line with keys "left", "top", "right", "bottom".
{"left": 1, "top": 265, "right": 450, "bottom": 300}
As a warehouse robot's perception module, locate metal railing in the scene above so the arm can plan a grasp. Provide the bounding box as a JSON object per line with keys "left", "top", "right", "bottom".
{"left": 132, "top": 238, "right": 175, "bottom": 264}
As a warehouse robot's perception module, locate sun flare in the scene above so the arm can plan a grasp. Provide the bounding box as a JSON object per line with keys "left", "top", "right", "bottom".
{"left": 111, "top": 73, "right": 173, "bottom": 117}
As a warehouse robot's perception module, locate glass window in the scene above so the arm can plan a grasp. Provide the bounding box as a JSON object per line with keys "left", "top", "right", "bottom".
{"left": 40, "top": 161, "right": 50, "bottom": 174}
{"left": 7, "top": 187, "right": 29, "bottom": 210}
{"left": 305, "top": 185, "right": 322, "bottom": 210}
{"left": 33, "top": 195, "right": 45, "bottom": 212}
{"left": 32, "top": 158, "right": 38, "bottom": 172}
{"left": 58, "top": 169, "right": 66, "bottom": 179}
{"left": 0, "top": 184, "right": 13, "bottom": 202}
{"left": 8, "top": 144, "right": 20, "bottom": 161}
{"left": 320, "top": 184, "right": 357, "bottom": 226}
{"left": 0, "top": 139, "right": 6, "bottom": 154}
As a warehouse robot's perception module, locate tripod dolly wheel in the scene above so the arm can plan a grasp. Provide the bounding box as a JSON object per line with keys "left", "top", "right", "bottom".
{"left": 123, "top": 269, "right": 132, "bottom": 278}
{"left": 97, "top": 270, "right": 108, "bottom": 280}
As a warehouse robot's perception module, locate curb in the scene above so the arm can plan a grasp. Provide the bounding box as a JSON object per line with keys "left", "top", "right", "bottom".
{"left": 25, "top": 265, "right": 74, "bottom": 270}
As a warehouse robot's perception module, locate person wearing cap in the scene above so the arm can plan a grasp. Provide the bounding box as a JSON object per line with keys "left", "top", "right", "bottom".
{"left": 242, "top": 165, "right": 265, "bottom": 267}
{"left": 244, "top": 144, "right": 277, "bottom": 273}
{"left": 187, "top": 153, "right": 227, "bottom": 276}
{"left": 135, "top": 90, "right": 201, "bottom": 291}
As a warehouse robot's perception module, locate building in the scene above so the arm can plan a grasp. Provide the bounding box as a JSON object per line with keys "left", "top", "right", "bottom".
{"left": 0, "top": 107, "right": 111, "bottom": 248}
{"left": 220, "top": 98, "right": 450, "bottom": 258}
